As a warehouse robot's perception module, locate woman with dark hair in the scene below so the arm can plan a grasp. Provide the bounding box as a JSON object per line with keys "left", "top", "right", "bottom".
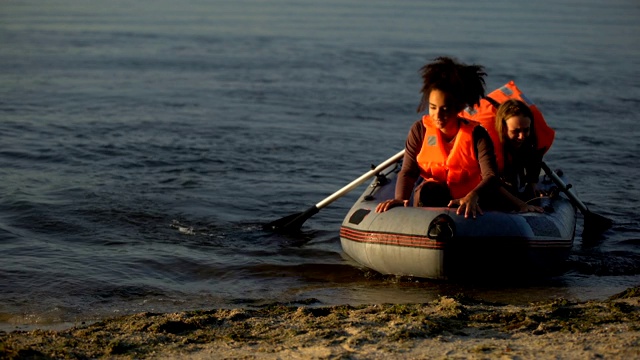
{"left": 375, "top": 56, "right": 499, "bottom": 219}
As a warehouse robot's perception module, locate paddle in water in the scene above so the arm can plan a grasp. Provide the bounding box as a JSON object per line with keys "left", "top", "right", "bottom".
{"left": 264, "top": 150, "right": 405, "bottom": 232}
{"left": 541, "top": 162, "right": 613, "bottom": 235}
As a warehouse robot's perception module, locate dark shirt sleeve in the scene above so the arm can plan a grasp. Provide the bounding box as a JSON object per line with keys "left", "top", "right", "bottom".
{"left": 471, "top": 125, "right": 500, "bottom": 197}
{"left": 395, "top": 120, "right": 424, "bottom": 201}
{"left": 525, "top": 149, "right": 544, "bottom": 184}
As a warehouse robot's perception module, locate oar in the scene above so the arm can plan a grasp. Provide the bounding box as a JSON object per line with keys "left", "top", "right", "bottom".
{"left": 264, "top": 149, "right": 406, "bottom": 232}
{"left": 541, "top": 162, "right": 613, "bottom": 234}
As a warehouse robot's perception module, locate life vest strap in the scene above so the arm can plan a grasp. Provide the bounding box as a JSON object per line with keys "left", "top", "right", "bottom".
{"left": 484, "top": 95, "right": 500, "bottom": 109}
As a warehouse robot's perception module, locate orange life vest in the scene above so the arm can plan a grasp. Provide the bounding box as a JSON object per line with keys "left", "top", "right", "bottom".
{"left": 416, "top": 116, "right": 482, "bottom": 199}
{"left": 460, "top": 81, "right": 555, "bottom": 172}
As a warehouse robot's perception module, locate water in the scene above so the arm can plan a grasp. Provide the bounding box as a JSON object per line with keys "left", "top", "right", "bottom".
{"left": 1, "top": 0, "right": 639, "bottom": 331}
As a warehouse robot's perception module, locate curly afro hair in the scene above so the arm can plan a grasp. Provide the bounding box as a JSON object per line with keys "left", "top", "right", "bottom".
{"left": 416, "top": 56, "right": 487, "bottom": 114}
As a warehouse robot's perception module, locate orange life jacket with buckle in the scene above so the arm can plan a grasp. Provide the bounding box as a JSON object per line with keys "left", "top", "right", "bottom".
{"left": 461, "top": 81, "right": 555, "bottom": 172}
{"left": 416, "top": 116, "right": 482, "bottom": 199}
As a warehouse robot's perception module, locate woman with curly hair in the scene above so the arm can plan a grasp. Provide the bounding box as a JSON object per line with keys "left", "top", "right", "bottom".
{"left": 376, "top": 56, "right": 499, "bottom": 219}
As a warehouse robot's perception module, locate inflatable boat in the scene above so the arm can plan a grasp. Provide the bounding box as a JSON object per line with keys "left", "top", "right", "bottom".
{"left": 339, "top": 159, "right": 577, "bottom": 280}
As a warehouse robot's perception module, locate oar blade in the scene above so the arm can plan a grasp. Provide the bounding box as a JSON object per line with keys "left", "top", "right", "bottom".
{"left": 583, "top": 210, "right": 613, "bottom": 234}
{"left": 262, "top": 212, "right": 303, "bottom": 231}
{"left": 541, "top": 161, "right": 613, "bottom": 236}
{"left": 263, "top": 206, "right": 320, "bottom": 232}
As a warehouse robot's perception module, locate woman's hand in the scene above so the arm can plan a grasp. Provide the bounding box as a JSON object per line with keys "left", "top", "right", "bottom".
{"left": 375, "top": 199, "right": 408, "bottom": 213}
{"left": 529, "top": 183, "right": 548, "bottom": 198}
{"left": 448, "top": 191, "right": 482, "bottom": 219}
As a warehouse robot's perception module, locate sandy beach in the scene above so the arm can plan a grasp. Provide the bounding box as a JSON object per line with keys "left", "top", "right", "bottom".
{"left": 1, "top": 286, "right": 638, "bottom": 359}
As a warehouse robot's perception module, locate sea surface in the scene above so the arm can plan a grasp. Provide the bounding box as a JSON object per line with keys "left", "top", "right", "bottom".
{"left": 1, "top": 0, "right": 639, "bottom": 331}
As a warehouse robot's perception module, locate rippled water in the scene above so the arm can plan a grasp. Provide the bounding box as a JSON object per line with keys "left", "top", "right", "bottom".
{"left": 1, "top": 0, "right": 639, "bottom": 331}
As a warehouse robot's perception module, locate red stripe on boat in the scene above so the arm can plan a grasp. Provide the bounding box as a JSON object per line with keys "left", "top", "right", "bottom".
{"left": 340, "top": 227, "right": 446, "bottom": 249}
{"left": 340, "top": 227, "right": 572, "bottom": 249}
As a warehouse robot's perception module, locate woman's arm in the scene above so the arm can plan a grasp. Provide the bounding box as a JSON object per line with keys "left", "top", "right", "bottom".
{"left": 472, "top": 125, "right": 499, "bottom": 192}
{"left": 525, "top": 149, "right": 545, "bottom": 196}
{"left": 395, "top": 120, "right": 424, "bottom": 200}
{"left": 376, "top": 120, "right": 423, "bottom": 213}
{"left": 498, "top": 185, "right": 544, "bottom": 213}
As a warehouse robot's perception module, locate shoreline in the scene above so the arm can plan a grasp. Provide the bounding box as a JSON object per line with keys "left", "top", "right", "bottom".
{"left": 2, "top": 287, "right": 639, "bottom": 359}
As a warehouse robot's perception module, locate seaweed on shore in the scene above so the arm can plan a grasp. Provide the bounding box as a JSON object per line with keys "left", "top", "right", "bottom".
{"left": 1, "top": 287, "right": 639, "bottom": 359}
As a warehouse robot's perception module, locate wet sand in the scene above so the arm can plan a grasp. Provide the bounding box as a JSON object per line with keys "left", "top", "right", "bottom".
{"left": 2, "top": 287, "right": 639, "bottom": 359}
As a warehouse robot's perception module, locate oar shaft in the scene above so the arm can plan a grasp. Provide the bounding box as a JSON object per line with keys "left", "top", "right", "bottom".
{"left": 541, "top": 162, "right": 589, "bottom": 213}
{"left": 315, "top": 150, "right": 405, "bottom": 209}
{"left": 541, "top": 161, "right": 612, "bottom": 235}
{"left": 265, "top": 149, "right": 406, "bottom": 232}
